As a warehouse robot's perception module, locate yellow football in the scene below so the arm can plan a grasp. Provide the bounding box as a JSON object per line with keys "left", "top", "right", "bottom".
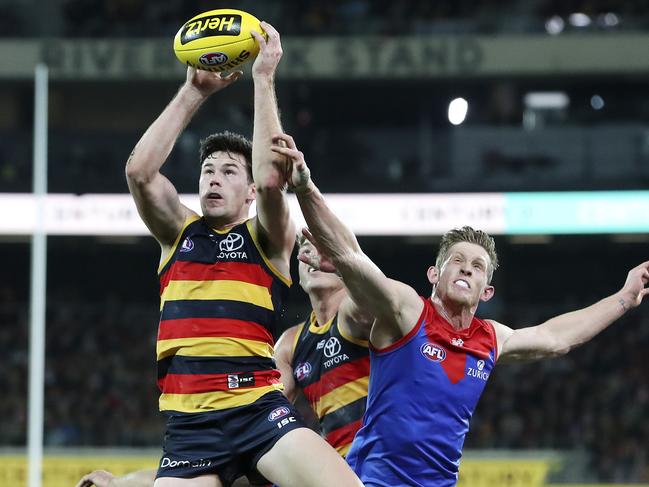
{"left": 173, "top": 9, "right": 264, "bottom": 72}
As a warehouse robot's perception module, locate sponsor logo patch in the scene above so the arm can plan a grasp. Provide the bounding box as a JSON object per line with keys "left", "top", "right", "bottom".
{"left": 323, "top": 337, "right": 341, "bottom": 358}
{"left": 219, "top": 233, "right": 244, "bottom": 251}
{"left": 467, "top": 359, "right": 490, "bottom": 381}
{"left": 227, "top": 372, "right": 255, "bottom": 389}
{"left": 180, "top": 14, "right": 242, "bottom": 44}
{"left": 160, "top": 457, "right": 211, "bottom": 469}
{"left": 217, "top": 232, "right": 247, "bottom": 259}
{"left": 276, "top": 416, "right": 297, "bottom": 429}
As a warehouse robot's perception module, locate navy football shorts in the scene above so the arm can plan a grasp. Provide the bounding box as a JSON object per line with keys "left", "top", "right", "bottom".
{"left": 156, "top": 391, "right": 306, "bottom": 486}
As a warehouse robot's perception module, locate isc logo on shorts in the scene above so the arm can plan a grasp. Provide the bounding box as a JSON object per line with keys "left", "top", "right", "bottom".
{"left": 268, "top": 406, "right": 290, "bottom": 422}
{"left": 276, "top": 416, "right": 296, "bottom": 429}
{"left": 420, "top": 342, "right": 447, "bottom": 362}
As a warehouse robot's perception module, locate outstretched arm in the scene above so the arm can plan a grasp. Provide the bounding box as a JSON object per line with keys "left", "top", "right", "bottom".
{"left": 250, "top": 22, "right": 295, "bottom": 276}
{"left": 126, "top": 67, "right": 242, "bottom": 248}
{"left": 75, "top": 469, "right": 156, "bottom": 487}
{"left": 271, "top": 133, "right": 423, "bottom": 343}
{"left": 495, "top": 261, "right": 649, "bottom": 362}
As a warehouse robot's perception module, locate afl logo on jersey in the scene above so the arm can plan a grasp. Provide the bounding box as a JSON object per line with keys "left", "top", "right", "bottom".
{"left": 295, "top": 362, "right": 312, "bottom": 381}
{"left": 180, "top": 237, "right": 194, "bottom": 253}
{"left": 420, "top": 342, "right": 447, "bottom": 362}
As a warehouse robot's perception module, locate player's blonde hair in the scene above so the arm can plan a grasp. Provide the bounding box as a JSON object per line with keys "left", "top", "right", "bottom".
{"left": 435, "top": 226, "right": 499, "bottom": 283}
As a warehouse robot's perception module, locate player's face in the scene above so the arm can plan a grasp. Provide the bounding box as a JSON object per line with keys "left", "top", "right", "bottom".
{"left": 298, "top": 241, "right": 344, "bottom": 294}
{"left": 199, "top": 151, "right": 254, "bottom": 222}
{"left": 435, "top": 242, "right": 493, "bottom": 307}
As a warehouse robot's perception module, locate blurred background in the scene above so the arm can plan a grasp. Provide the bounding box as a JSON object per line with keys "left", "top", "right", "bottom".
{"left": 1, "top": 0, "right": 649, "bottom": 485}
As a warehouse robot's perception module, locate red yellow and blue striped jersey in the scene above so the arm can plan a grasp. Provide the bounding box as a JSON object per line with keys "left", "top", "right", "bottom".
{"left": 156, "top": 215, "right": 291, "bottom": 413}
{"left": 291, "top": 311, "right": 370, "bottom": 457}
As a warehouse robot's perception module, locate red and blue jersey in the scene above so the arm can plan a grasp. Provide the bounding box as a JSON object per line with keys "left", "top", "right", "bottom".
{"left": 346, "top": 297, "right": 497, "bottom": 487}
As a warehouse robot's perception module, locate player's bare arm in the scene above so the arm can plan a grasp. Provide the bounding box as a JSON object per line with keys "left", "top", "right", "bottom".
{"left": 336, "top": 295, "right": 373, "bottom": 342}
{"left": 271, "top": 133, "right": 423, "bottom": 346}
{"left": 250, "top": 22, "right": 295, "bottom": 277}
{"left": 126, "top": 67, "right": 242, "bottom": 250}
{"left": 274, "top": 325, "right": 301, "bottom": 402}
{"left": 494, "top": 260, "right": 649, "bottom": 362}
{"left": 75, "top": 469, "right": 156, "bottom": 487}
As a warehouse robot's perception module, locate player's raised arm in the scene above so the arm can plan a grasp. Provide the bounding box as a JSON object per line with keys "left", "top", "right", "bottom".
{"left": 250, "top": 22, "right": 296, "bottom": 276}
{"left": 271, "top": 133, "right": 423, "bottom": 341}
{"left": 494, "top": 260, "right": 649, "bottom": 362}
{"left": 125, "top": 67, "right": 242, "bottom": 248}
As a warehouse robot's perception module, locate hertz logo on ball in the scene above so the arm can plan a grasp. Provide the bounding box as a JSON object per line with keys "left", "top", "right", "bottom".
{"left": 180, "top": 15, "right": 242, "bottom": 45}
{"left": 173, "top": 9, "right": 266, "bottom": 72}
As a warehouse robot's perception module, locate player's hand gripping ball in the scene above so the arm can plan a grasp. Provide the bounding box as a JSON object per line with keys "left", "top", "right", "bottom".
{"left": 173, "top": 9, "right": 265, "bottom": 72}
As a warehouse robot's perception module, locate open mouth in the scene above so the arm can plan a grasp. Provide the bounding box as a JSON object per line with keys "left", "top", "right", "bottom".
{"left": 454, "top": 279, "right": 470, "bottom": 289}
{"left": 207, "top": 192, "right": 223, "bottom": 201}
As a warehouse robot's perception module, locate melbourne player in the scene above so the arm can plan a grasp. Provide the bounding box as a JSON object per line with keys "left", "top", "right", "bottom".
{"left": 271, "top": 131, "right": 649, "bottom": 487}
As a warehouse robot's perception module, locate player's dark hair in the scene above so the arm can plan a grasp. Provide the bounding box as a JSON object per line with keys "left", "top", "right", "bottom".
{"left": 436, "top": 226, "right": 499, "bottom": 283}
{"left": 199, "top": 131, "right": 253, "bottom": 182}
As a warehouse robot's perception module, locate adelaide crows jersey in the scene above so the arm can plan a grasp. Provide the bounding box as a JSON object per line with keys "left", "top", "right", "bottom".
{"left": 156, "top": 215, "right": 290, "bottom": 414}
{"left": 291, "top": 311, "right": 370, "bottom": 457}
